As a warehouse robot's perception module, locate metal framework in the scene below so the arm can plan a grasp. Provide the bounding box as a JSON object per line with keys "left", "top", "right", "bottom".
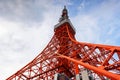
{"left": 7, "top": 6, "right": 120, "bottom": 80}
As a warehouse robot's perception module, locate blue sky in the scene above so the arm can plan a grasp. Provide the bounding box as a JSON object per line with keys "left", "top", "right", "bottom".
{"left": 0, "top": 0, "right": 120, "bottom": 79}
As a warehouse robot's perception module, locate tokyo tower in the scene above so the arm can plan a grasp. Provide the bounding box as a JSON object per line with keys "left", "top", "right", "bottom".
{"left": 7, "top": 6, "right": 120, "bottom": 80}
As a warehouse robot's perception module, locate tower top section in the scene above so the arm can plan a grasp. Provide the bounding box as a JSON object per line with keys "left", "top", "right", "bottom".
{"left": 59, "top": 6, "right": 69, "bottom": 22}
{"left": 54, "top": 6, "right": 76, "bottom": 34}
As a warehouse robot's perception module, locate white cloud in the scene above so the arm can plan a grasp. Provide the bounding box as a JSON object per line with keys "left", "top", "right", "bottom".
{"left": 72, "top": 0, "right": 120, "bottom": 45}
{"left": 0, "top": 19, "right": 52, "bottom": 79}
{"left": 72, "top": 15, "right": 101, "bottom": 43}
{"left": 0, "top": 0, "right": 57, "bottom": 23}
{"left": 54, "top": 0, "right": 73, "bottom": 6}
{"left": 0, "top": 1, "right": 61, "bottom": 79}
{"left": 78, "top": 0, "right": 85, "bottom": 9}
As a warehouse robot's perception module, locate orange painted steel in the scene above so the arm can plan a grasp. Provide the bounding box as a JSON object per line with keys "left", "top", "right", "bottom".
{"left": 7, "top": 7, "right": 120, "bottom": 80}
{"left": 57, "top": 54, "right": 120, "bottom": 80}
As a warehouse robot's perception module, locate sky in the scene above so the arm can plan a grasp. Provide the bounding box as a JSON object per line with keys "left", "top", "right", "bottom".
{"left": 0, "top": 0, "right": 120, "bottom": 79}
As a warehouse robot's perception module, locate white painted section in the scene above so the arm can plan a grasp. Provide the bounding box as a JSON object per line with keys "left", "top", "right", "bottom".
{"left": 54, "top": 19, "right": 76, "bottom": 33}
{"left": 76, "top": 74, "right": 81, "bottom": 80}
{"left": 81, "top": 69, "right": 89, "bottom": 80}
{"left": 54, "top": 73, "right": 58, "bottom": 80}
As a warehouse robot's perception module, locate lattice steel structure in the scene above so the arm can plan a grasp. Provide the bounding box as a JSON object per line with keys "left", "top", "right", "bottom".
{"left": 7, "top": 6, "right": 120, "bottom": 80}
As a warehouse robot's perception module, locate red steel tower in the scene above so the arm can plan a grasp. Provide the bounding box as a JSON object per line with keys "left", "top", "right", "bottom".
{"left": 7, "top": 6, "right": 120, "bottom": 80}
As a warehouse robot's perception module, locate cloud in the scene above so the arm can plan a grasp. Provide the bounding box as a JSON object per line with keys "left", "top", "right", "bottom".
{"left": 72, "top": 15, "right": 100, "bottom": 43}
{"left": 0, "top": 1, "right": 62, "bottom": 79}
{"left": 0, "top": 18, "right": 53, "bottom": 79}
{"left": 78, "top": 0, "right": 85, "bottom": 9}
{"left": 72, "top": 0, "right": 120, "bottom": 45}
{"left": 54, "top": 0, "right": 73, "bottom": 6}
{"left": 0, "top": 0, "right": 57, "bottom": 24}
